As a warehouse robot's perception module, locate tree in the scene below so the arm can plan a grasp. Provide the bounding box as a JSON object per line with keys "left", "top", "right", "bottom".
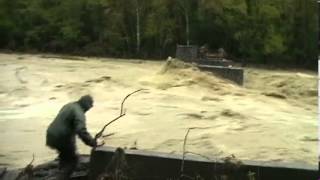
{"left": 145, "top": 0, "right": 177, "bottom": 57}
{"left": 177, "top": 0, "right": 198, "bottom": 45}
{"left": 0, "top": 0, "right": 316, "bottom": 68}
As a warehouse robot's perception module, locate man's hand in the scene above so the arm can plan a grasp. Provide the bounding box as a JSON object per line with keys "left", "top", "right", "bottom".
{"left": 96, "top": 138, "right": 105, "bottom": 147}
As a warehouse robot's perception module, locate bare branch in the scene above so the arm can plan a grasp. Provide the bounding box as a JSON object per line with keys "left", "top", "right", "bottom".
{"left": 120, "top": 89, "right": 147, "bottom": 115}
{"left": 29, "top": 154, "right": 35, "bottom": 166}
{"left": 95, "top": 89, "right": 147, "bottom": 140}
{"left": 180, "top": 127, "right": 210, "bottom": 178}
{"left": 180, "top": 128, "right": 191, "bottom": 176}
{"left": 95, "top": 114, "right": 125, "bottom": 140}
{"left": 15, "top": 154, "right": 35, "bottom": 180}
{"left": 102, "top": 132, "right": 116, "bottom": 138}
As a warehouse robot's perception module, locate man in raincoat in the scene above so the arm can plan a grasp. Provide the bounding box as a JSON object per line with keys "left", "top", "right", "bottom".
{"left": 46, "top": 95, "right": 100, "bottom": 179}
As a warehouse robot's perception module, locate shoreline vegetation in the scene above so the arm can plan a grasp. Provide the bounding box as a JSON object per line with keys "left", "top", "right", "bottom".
{"left": 0, "top": 0, "right": 317, "bottom": 69}
{"left": 1, "top": 50, "right": 317, "bottom": 72}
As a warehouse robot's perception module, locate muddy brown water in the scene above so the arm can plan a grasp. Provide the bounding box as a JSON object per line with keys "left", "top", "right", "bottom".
{"left": 0, "top": 53, "right": 317, "bottom": 169}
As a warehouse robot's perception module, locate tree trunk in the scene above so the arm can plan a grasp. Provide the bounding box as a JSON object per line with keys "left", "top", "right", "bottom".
{"left": 136, "top": 1, "right": 141, "bottom": 54}
{"left": 185, "top": 12, "right": 190, "bottom": 46}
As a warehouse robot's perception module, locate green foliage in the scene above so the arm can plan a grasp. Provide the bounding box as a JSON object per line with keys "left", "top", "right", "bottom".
{"left": 0, "top": 0, "right": 317, "bottom": 67}
{"left": 264, "top": 29, "right": 286, "bottom": 56}
{"left": 144, "top": 0, "right": 177, "bottom": 57}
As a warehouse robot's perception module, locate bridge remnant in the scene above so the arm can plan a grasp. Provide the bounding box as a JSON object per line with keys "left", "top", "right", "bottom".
{"left": 176, "top": 45, "right": 244, "bottom": 85}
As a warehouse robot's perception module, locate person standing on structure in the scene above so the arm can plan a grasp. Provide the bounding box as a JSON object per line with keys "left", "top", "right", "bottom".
{"left": 46, "top": 95, "right": 103, "bottom": 179}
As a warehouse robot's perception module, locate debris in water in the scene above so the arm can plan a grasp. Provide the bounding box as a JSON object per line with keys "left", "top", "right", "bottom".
{"left": 262, "top": 92, "right": 286, "bottom": 99}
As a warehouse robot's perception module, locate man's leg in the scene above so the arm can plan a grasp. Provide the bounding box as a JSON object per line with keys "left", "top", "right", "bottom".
{"left": 57, "top": 143, "right": 78, "bottom": 180}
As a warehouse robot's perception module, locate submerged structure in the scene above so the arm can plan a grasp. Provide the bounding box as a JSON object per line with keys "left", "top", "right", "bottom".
{"left": 176, "top": 45, "right": 244, "bottom": 85}
{"left": 1, "top": 146, "right": 317, "bottom": 180}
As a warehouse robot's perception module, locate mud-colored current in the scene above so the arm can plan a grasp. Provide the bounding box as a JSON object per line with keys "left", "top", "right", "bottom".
{"left": 0, "top": 53, "right": 317, "bottom": 169}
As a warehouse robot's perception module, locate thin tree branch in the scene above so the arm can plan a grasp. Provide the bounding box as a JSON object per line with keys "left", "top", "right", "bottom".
{"left": 102, "top": 132, "right": 116, "bottom": 138}
{"left": 180, "top": 127, "right": 210, "bottom": 178}
{"left": 95, "top": 114, "right": 126, "bottom": 140}
{"left": 180, "top": 128, "right": 191, "bottom": 176}
{"left": 120, "top": 89, "right": 147, "bottom": 115}
{"left": 15, "top": 154, "right": 35, "bottom": 180}
{"left": 95, "top": 89, "right": 147, "bottom": 140}
{"left": 30, "top": 154, "right": 35, "bottom": 166}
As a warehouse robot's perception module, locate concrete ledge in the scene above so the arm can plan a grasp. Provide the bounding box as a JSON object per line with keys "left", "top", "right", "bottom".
{"left": 89, "top": 146, "right": 317, "bottom": 180}
{"left": 198, "top": 65, "right": 244, "bottom": 85}
{"left": 197, "top": 59, "right": 232, "bottom": 67}
{"left": 176, "top": 45, "right": 198, "bottom": 62}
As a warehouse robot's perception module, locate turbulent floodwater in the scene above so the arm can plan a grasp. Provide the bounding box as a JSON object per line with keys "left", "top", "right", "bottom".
{"left": 0, "top": 53, "right": 317, "bottom": 169}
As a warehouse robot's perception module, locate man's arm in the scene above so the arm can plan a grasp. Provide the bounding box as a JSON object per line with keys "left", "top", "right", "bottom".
{"left": 74, "top": 109, "right": 97, "bottom": 147}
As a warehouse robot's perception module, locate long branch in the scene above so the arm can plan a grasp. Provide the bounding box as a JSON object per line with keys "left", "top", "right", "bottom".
{"left": 120, "top": 89, "right": 146, "bottom": 115}
{"left": 180, "top": 127, "right": 210, "bottom": 178}
{"left": 95, "top": 89, "right": 147, "bottom": 140}
{"left": 95, "top": 114, "right": 126, "bottom": 140}
{"left": 15, "top": 154, "right": 35, "bottom": 180}
{"left": 180, "top": 128, "right": 192, "bottom": 176}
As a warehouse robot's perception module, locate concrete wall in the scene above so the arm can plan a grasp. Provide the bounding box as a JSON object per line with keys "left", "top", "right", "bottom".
{"left": 176, "top": 45, "right": 198, "bottom": 62}
{"left": 197, "top": 59, "right": 232, "bottom": 67}
{"left": 198, "top": 65, "right": 244, "bottom": 85}
{"left": 89, "top": 146, "right": 317, "bottom": 180}
{"left": 175, "top": 46, "right": 244, "bottom": 86}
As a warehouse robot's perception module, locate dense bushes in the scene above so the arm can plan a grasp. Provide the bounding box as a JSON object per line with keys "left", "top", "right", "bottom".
{"left": 0, "top": 0, "right": 317, "bottom": 68}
